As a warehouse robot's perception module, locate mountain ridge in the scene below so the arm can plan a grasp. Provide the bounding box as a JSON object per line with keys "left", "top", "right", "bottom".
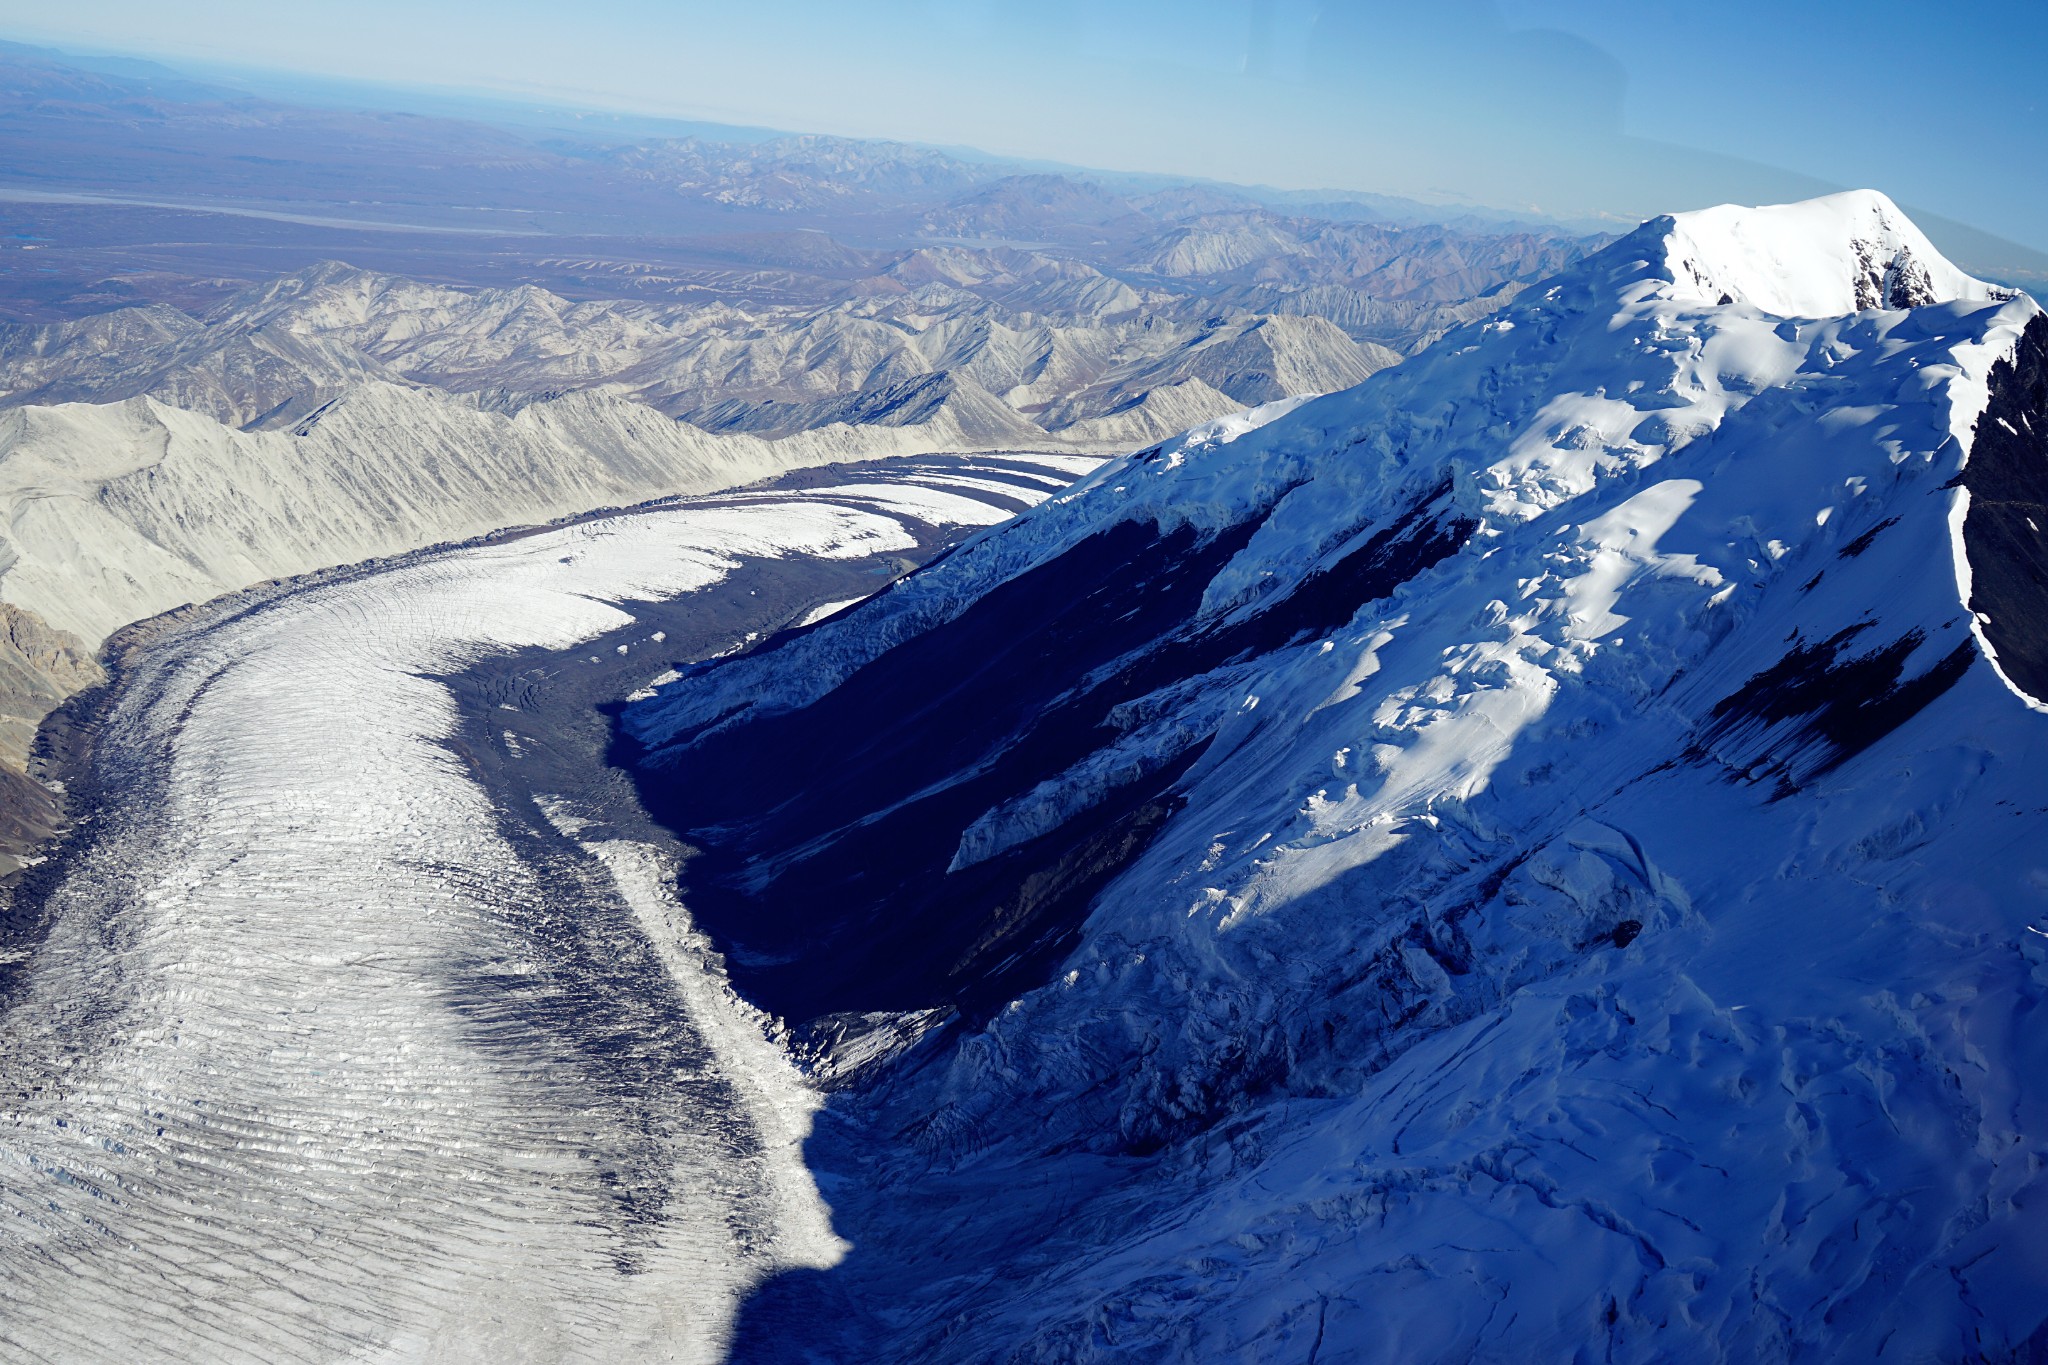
{"left": 622, "top": 190, "right": 2048, "bottom": 1361}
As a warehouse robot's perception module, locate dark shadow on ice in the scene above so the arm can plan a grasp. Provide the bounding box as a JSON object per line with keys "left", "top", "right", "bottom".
{"left": 610, "top": 476, "right": 1481, "bottom": 1358}
{"left": 617, "top": 475, "right": 1472, "bottom": 1030}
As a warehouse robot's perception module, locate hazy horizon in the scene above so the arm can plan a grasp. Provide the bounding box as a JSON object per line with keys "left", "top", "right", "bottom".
{"left": 0, "top": 1, "right": 2041, "bottom": 259}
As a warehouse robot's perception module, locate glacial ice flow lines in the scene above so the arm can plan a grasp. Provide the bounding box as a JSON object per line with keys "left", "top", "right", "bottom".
{"left": 0, "top": 478, "right": 1034, "bottom": 1363}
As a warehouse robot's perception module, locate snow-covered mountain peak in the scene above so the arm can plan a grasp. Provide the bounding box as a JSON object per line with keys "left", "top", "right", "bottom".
{"left": 619, "top": 184, "right": 2048, "bottom": 1359}
{"left": 1645, "top": 189, "right": 2008, "bottom": 318}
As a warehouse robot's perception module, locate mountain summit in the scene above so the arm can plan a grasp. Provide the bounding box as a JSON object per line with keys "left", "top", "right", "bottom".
{"left": 1650, "top": 189, "right": 2012, "bottom": 317}
{"left": 626, "top": 193, "right": 2048, "bottom": 1361}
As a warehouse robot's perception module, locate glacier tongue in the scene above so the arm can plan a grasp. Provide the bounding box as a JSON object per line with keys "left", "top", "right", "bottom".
{"left": 625, "top": 194, "right": 2048, "bottom": 1360}
{"left": 0, "top": 470, "right": 1061, "bottom": 1362}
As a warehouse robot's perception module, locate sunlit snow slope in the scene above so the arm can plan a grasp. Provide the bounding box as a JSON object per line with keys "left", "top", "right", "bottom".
{"left": 0, "top": 382, "right": 1044, "bottom": 648}
{"left": 627, "top": 192, "right": 2048, "bottom": 1361}
{"left": 0, "top": 470, "right": 1058, "bottom": 1362}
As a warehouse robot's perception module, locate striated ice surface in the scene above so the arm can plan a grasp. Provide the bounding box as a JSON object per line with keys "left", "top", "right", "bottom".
{"left": 0, "top": 485, "right": 1020, "bottom": 1362}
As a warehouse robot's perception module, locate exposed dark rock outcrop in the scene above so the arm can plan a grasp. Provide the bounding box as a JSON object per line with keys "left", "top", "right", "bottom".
{"left": 0, "top": 605, "right": 104, "bottom": 874}
{"left": 1689, "top": 621, "right": 1975, "bottom": 797}
{"left": 1964, "top": 312, "right": 2048, "bottom": 702}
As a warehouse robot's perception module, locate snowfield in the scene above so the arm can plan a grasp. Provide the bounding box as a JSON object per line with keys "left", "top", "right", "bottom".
{"left": 626, "top": 192, "right": 2048, "bottom": 1361}
{"left": 0, "top": 469, "right": 1067, "bottom": 1362}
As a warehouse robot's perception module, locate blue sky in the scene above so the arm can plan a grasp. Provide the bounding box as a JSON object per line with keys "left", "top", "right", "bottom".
{"left": 2, "top": 0, "right": 2042, "bottom": 253}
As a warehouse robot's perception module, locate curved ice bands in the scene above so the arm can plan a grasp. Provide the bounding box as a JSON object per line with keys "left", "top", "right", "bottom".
{"left": 0, "top": 500, "right": 916, "bottom": 1362}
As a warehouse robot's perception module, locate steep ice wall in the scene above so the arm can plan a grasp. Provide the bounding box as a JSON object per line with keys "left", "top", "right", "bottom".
{"left": 626, "top": 194, "right": 2048, "bottom": 1361}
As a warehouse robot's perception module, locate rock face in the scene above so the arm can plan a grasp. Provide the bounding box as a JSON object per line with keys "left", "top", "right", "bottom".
{"left": 0, "top": 605, "right": 102, "bottom": 724}
{"left": 0, "top": 601, "right": 101, "bottom": 761}
{"left": 625, "top": 192, "right": 2048, "bottom": 1361}
{"left": 1962, "top": 312, "right": 2048, "bottom": 702}
{"left": 0, "top": 603, "right": 100, "bottom": 868}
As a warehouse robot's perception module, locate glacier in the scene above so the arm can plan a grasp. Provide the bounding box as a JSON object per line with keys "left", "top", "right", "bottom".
{"left": 623, "top": 191, "right": 2048, "bottom": 1361}
{"left": 0, "top": 373, "right": 1073, "bottom": 863}
{"left": 0, "top": 467, "right": 1066, "bottom": 1361}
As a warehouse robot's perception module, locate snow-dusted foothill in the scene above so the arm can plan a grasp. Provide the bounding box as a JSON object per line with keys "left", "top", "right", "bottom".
{"left": 0, "top": 382, "right": 1062, "bottom": 649}
{"left": 626, "top": 191, "right": 2048, "bottom": 1361}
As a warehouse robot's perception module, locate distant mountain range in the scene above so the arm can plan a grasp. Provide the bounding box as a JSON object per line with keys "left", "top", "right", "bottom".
{"left": 0, "top": 38, "right": 1597, "bottom": 326}
{"left": 0, "top": 259, "right": 1401, "bottom": 444}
